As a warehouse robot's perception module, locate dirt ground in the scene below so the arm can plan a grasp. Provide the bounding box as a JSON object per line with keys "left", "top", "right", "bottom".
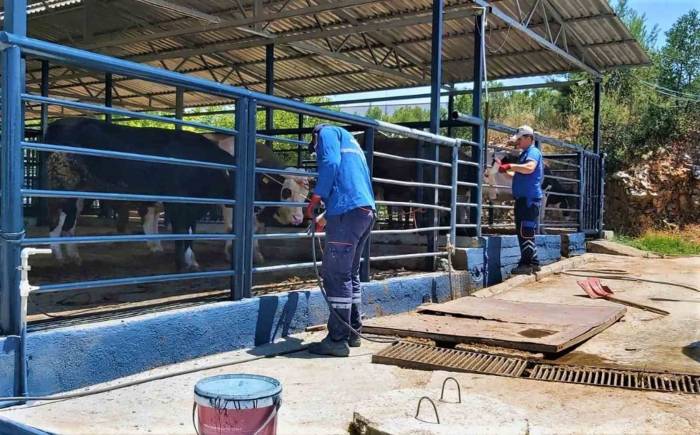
{"left": 26, "top": 218, "right": 419, "bottom": 326}
{"left": 3, "top": 253, "right": 698, "bottom": 434}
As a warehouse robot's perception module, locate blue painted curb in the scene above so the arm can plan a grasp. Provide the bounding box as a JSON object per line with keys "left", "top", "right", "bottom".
{"left": 0, "top": 271, "right": 458, "bottom": 400}
{"left": 0, "top": 416, "right": 53, "bottom": 435}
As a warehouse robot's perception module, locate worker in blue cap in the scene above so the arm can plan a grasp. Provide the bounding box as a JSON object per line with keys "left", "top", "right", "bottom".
{"left": 305, "top": 124, "right": 376, "bottom": 357}
{"left": 496, "top": 125, "right": 544, "bottom": 275}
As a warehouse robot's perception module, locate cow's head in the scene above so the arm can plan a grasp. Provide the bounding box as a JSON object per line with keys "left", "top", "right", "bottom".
{"left": 272, "top": 168, "right": 310, "bottom": 226}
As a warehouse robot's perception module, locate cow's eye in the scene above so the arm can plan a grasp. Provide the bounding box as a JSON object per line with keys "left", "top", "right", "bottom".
{"left": 281, "top": 188, "right": 292, "bottom": 199}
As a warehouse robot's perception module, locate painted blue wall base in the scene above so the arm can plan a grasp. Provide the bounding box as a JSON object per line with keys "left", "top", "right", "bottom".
{"left": 464, "top": 235, "right": 565, "bottom": 289}
{"left": 0, "top": 271, "right": 458, "bottom": 401}
{"left": 0, "top": 416, "right": 53, "bottom": 435}
{"left": 561, "top": 232, "right": 586, "bottom": 257}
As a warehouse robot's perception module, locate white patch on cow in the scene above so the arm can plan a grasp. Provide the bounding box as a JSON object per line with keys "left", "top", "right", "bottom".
{"left": 63, "top": 199, "right": 83, "bottom": 265}
{"left": 184, "top": 227, "right": 200, "bottom": 270}
{"left": 143, "top": 206, "right": 163, "bottom": 253}
{"left": 484, "top": 149, "right": 516, "bottom": 202}
{"left": 273, "top": 167, "right": 310, "bottom": 226}
{"left": 50, "top": 211, "right": 67, "bottom": 262}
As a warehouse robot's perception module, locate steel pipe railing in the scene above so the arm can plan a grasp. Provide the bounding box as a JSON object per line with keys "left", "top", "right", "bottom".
{"left": 373, "top": 151, "right": 452, "bottom": 168}
{"left": 22, "top": 234, "right": 237, "bottom": 245}
{"left": 23, "top": 189, "right": 237, "bottom": 205}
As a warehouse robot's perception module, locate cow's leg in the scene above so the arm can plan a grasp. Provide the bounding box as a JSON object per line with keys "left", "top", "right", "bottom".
{"left": 48, "top": 200, "right": 68, "bottom": 262}
{"left": 222, "top": 205, "right": 233, "bottom": 262}
{"left": 63, "top": 198, "right": 84, "bottom": 265}
{"left": 142, "top": 205, "right": 164, "bottom": 253}
{"left": 183, "top": 223, "right": 200, "bottom": 271}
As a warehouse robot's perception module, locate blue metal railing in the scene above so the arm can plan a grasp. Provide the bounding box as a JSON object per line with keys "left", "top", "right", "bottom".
{"left": 0, "top": 26, "right": 475, "bottom": 312}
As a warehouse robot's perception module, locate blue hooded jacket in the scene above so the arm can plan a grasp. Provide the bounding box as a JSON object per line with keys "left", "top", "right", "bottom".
{"left": 313, "top": 125, "right": 375, "bottom": 216}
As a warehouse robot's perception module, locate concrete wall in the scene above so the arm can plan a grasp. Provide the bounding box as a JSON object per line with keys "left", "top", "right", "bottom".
{"left": 459, "top": 234, "right": 583, "bottom": 290}
{"left": 0, "top": 271, "right": 460, "bottom": 400}
{"left": 561, "top": 233, "right": 586, "bottom": 257}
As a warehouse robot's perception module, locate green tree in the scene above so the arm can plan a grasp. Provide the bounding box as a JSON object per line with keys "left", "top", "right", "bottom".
{"left": 659, "top": 9, "right": 700, "bottom": 93}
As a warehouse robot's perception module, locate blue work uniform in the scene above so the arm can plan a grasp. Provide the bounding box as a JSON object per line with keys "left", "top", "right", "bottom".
{"left": 511, "top": 145, "right": 544, "bottom": 267}
{"left": 313, "top": 126, "right": 376, "bottom": 342}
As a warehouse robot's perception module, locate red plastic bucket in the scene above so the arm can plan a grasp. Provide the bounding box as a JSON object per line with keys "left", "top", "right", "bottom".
{"left": 193, "top": 374, "right": 282, "bottom": 435}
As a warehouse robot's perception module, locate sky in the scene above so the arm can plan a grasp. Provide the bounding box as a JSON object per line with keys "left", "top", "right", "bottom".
{"left": 331, "top": 0, "right": 696, "bottom": 110}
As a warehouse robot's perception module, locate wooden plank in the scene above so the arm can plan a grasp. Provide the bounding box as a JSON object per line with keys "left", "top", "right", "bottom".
{"left": 417, "top": 297, "right": 624, "bottom": 327}
{"left": 365, "top": 298, "right": 626, "bottom": 353}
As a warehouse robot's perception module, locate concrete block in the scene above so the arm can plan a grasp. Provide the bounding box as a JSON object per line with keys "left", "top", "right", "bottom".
{"left": 561, "top": 232, "right": 586, "bottom": 257}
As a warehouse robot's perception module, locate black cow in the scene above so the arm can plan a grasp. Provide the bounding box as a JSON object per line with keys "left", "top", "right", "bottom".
{"left": 45, "top": 118, "right": 308, "bottom": 271}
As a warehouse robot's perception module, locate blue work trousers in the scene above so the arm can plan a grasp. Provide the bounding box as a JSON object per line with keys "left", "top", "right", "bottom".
{"left": 323, "top": 207, "right": 375, "bottom": 342}
{"left": 514, "top": 197, "right": 541, "bottom": 266}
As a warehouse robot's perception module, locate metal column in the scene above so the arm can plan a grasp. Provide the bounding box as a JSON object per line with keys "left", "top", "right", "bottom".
{"left": 447, "top": 89, "right": 454, "bottom": 137}
{"left": 1, "top": 0, "right": 27, "bottom": 398}
{"left": 174, "top": 87, "right": 184, "bottom": 130}
{"left": 232, "top": 98, "right": 257, "bottom": 300}
{"left": 426, "top": 0, "right": 444, "bottom": 271}
{"left": 593, "top": 80, "right": 604, "bottom": 236}
{"left": 470, "top": 11, "right": 485, "bottom": 237}
{"left": 360, "top": 128, "right": 375, "bottom": 282}
{"left": 297, "top": 112, "right": 303, "bottom": 167}
{"left": 265, "top": 44, "right": 275, "bottom": 139}
{"left": 593, "top": 80, "right": 602, "bottom": 155}
{"left": 104, "top": 73, "right": 113, "bottom": 123}
{"left": 37, "top": 60, "right": 50, "bottom": 226}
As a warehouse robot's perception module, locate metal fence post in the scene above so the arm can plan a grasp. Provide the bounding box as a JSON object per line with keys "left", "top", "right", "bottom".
{"left": 578, "top": 151, "right": 585, "bottom": 232}
{"left": 449, "top": 144, "right": 459, "bottom": 250}
{"left": 105, "top": 73, "right": 113, "bottom": 123}
{"left": 232, "top": 97, "right": 256, "bottom": 300}
{"left": 470, "top": 10, "right": 485, "bottom": 236}
{"left": 598, "top": 153, "right": 606, "bottom": 237}
{"left": 1, "top": 0, "right": 27, "bottom": 399}
{"left": 174, "top": 87, "right": 184, "bottom": 130}
{"left": 360, "top": 127, "right": 375, "bottom": 282}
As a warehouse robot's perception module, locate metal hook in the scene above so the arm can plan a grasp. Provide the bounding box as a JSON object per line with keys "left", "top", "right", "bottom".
{"left": 440, "top": 377, "right": 462, "bottom": 403}
{"left": 414, "top": 396, "right": 440, "bottom": 424}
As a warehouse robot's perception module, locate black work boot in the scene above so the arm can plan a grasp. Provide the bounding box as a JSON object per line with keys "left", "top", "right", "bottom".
{"left": 511, "top": 263, "right": 534, "bottom": 275}
{"left": 348, "top": 334, "right": 361, "bottom": 348}
{"left": 532, "top": 264, "right": 542, "bottom": 272}
{"left": 308, "top": 335, "right": 350, "bottom": 357}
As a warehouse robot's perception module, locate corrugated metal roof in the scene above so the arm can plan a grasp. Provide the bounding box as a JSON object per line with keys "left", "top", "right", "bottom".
{"left": 3, "top": 0, "right": 650, "bottom": 115}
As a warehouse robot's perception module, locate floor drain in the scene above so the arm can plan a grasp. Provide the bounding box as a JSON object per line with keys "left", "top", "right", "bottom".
{"left": 373, "top": 342, "right": 699, "bottom": 394}
{"left": 373, "top": 341, "right": 528, "bottom": 377}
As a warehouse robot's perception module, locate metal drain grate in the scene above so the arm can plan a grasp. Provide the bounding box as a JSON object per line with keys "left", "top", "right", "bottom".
{"left": 372, "top": 341, "right": 528, "bottom": 378}
{"left": 373, "top": 342, "right": 700, "bottom": 394}
{"left": 528, "top": 363, "right": 700, "bottom": 394}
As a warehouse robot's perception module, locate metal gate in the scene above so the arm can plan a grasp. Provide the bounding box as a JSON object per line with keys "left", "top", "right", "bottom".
{"left": 580, "top": 151, "right": 604, "bottom": 235}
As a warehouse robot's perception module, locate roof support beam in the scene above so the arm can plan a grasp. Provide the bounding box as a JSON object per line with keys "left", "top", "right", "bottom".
{"left": 472, "top": 0, "right": 600, "bottom": 77}
{"left": 133, "top": 0, "right": 222, "bottom": 24}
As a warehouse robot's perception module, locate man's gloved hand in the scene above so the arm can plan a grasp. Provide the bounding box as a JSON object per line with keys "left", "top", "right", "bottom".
{"left": 305, "top": 194, "right": 323, "bottom": 219}
{"left": 498, "top": 163, "right": 512, "bottom": 173}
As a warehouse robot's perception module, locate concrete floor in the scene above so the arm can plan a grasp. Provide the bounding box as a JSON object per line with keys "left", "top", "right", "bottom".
{"left": 2, "top": 254, "right": 698, "bottom": 434}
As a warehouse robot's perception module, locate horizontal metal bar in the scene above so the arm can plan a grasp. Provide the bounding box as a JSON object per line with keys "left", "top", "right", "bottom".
{"left": 371, "top": 226, "right": 449, "bottom": 235}
{"left": 544, "top": 174, "right": 580, "bottom": 183}
{"left": 372, "top": 151, "right": 452, "bottom": 168}
{"left": 252, "top": 262, "right": 320, "bottom": 273}
{"left": 33, "top": 270, "right": 236, "bottom": 294}
{"left": 376, "top": 200, "right": 449, "bottom": 212}
{"left": 454, "top": 224, "right": 478, "bottom": 228}
{"left": 545, "top": 160, "right": 580, "bottom": 168}
{"left": 23, "top": 141, "right": 237, "bottom": 171}
{"left": 456, "top": 181, "right": 478, "bottom": 188}
{"left": 370, "top": 252, "right": 448, "bottom": 261}
{"left": 541, "top": 223, "right": 579, "bottom": 228}
{"left": 375, "top": 120, "right": 461, "bottom": 147}
{"left": 255, "top": 167, "right": 317, "bottom": 178}
{"left": 483, "top": 183, "right": 512, "bottom": 189}
{"left": 22, "top": 233, "right": 236, "bottom": 245}
{"left": 547, "top": 191, "right": 581, "bottom": 198}
{"left": 457, "top": 159, "right": 480, "bottom": 167}
{"left": 254, "top": 232, "right": 323, "bottom": 240}
{"left": 450, "top": 112, "right": 485, "bottom": 127}
{"left": 256, "top": 134, "right": 307, "bottom": 146}
{"left": 372, "top": 177, "right": 451, "bottom": 190}
{"left": 543, "top": 153, "right": 579, "bottom": 158}
{"left": 483, "top": 203, "right": 512, "bottom": 209}
{"left": 456, "top": 202, "right": 479, "bottom": 208}
{"left": 487, "top": 121, "right": 585, "bottom": 151}
{"left": 544, "top": 207, "right": 581, "bottom": 213}
{"left": 23, "top": 94, "right": 237, "bottom": 135}
{"left": 23, "top": 189, "right": 236, "bottom": 205}
{"left": 254, "top": 200, "right": 307, "bottom": 207}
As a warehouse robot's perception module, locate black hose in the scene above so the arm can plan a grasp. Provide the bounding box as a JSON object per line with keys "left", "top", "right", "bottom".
{"left": 559, "top": 268, "right": 699, "bottom": 293}
{"left": 0, "top": 345, "right": 309, "bottom": 403}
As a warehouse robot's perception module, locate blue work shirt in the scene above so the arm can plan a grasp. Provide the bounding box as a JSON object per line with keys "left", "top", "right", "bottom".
{"left": 512, "top": 145, "right": 544, "bottom": 200}
{"left": 313, "top": 126, "right": 376, "bottom": 216}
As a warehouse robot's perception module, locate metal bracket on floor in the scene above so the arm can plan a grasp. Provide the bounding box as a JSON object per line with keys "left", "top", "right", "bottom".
{"left": 440, "top": 377, "right": 462, "bottom": 403}
{"left": 414, "top": 396, "right": 440, "bottom": 424}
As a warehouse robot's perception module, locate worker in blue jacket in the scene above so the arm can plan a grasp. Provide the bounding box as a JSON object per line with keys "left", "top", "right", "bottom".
{"left": 496, "top": 125, "right": 544, "bottom": 275}
{"left": 305, "top": 124, "right": 376, "bottom": 357}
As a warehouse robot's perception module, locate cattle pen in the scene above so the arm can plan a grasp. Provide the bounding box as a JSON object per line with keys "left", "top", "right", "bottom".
{"left": 0, "top": 0, "right": 650, "bottom": 409}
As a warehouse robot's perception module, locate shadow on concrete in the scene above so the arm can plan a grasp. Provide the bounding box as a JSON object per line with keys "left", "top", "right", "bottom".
{"left": 681, "top": 341, "right": 700, "bottom": 364}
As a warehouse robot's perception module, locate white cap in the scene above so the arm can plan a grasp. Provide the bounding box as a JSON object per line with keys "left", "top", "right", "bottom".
{"left": 510, "top": 125, "right": 535, "bottom": 141}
